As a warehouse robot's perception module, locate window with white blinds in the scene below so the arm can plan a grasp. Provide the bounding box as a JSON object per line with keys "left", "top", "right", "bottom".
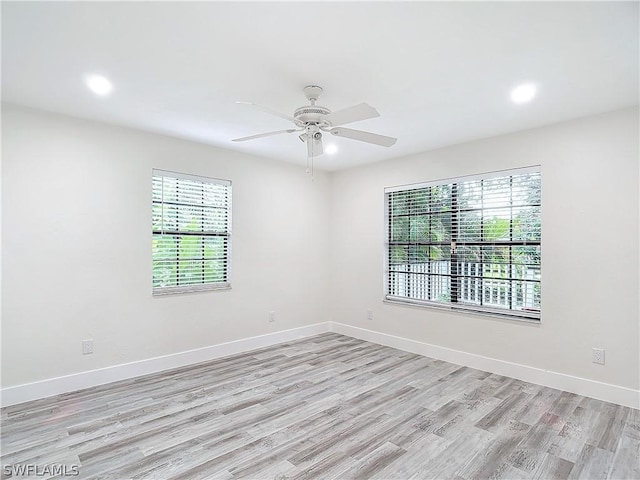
{"left": 385, "top": 167, "right": 541, "bottom": 321}
{"left": 152, "top": 169, "right": 232, "bottom": 295}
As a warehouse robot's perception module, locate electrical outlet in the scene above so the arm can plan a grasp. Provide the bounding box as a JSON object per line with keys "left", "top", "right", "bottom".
{"left": 82, "top": 339, "right": 94, "bottom": 355}
{"left": 592, "top": 348, "right": 605, "bottom": 365}
{"left": 366, "top": 309, "right": 373, "bottom": 321}
{"left": 268, "top": 311, "right": 276, "bottom": 323}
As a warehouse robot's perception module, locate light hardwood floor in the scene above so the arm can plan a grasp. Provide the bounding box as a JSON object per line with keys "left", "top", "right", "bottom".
{"left": 1, "top": 333, "right": 638, "bottom": 479}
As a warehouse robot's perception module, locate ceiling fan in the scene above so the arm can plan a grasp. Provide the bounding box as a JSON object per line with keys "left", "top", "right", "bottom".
{"left": 232, "top": 85, "right": 397, "bottom": 166}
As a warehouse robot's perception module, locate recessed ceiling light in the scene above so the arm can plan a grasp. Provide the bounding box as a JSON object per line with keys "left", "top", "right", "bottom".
{"left": 325, "top": 144, "right": 338, "bottom": 155}
{"left": 85, "top": 74, "right": 113, "bottom": 96}
{"left": 510, "top": 83, "right": 536, "bottom": 104}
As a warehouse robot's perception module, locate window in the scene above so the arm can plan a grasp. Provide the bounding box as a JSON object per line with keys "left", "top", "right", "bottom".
{"left": 385, "top": 167, "right": 541, "bottom": 321}
{"left": 152, "top": 169, "right": 231, "bottom": 295}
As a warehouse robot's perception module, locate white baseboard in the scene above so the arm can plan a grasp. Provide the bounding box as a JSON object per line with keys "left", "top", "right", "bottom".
{"left": 330, "top": 322, "right": 640, "bottom": 409}
{"left": 0, "top": 322, "right": 330, "bottom": 407}
{"left": 4, "top": 321, "right": 638, "bottom": 409}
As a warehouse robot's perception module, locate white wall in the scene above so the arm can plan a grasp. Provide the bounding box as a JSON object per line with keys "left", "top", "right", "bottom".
{"left": 330, "top": 107, "right": 639, "bottom": 392}
{"left": 1, "top": 104, "right": 331, "bottom": 387}
{"left": 2, "top": 104, "right": 638, "bottom": 405}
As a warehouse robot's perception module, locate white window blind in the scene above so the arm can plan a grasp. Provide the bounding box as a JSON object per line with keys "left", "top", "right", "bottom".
{"left": 152, "top": 169, "right": 232, "bottom": 295}
{"left": 385, "top": 167, "right": 541, "bottom": 321}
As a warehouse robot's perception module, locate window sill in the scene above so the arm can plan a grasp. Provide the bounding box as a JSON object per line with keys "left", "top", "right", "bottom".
{"left": 383, "top": 296, "right": 541, "bottom": 324}
{"left": 153, "top": 283, "right": 231, "bottom": 296}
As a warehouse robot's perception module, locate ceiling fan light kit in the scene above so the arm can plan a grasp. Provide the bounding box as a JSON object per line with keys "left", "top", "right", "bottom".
{"left": 233, "top": 85, "right": 397, "bottom": 176}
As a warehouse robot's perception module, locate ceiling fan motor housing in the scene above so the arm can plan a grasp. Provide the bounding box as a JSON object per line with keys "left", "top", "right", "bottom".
{"left": 294, "top": 105, "right": 331, "bottom": 126}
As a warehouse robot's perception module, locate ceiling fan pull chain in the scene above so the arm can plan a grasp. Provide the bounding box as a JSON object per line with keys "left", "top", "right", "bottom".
{"left": 306, "top": 132, "right": 311, "bottom": 175}
{"left": 309, "top": 134, "right": 315, "bottom": 180}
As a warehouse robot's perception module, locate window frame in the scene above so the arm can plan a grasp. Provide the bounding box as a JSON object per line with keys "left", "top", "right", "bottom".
{"left": 384, "top": 166, "right": 541, "bottom": 322}
{"left": 152, "top": 168, "right": 232, "bottom": 296}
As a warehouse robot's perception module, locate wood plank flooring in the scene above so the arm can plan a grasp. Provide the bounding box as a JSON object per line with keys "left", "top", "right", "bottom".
{"left": 1, "top": 333, "right": 638, "bottom": 479}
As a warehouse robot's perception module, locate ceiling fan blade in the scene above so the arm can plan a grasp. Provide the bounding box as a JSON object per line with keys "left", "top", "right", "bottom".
{"left": 236, "top": 101, "right": 296, "bottom": 123}
{"left": 329, "top": 127, "right": 397, "bottom": 147}
{"left": 323, "top": 103, "right": 380, "bottom": 126}
{"left": 232, "top": 129, "right": 297, "bottom": 142}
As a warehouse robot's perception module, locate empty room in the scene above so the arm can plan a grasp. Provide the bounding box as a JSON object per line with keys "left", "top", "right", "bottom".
{"left": 1, "top": 2, "right": 639, "bottom": 479}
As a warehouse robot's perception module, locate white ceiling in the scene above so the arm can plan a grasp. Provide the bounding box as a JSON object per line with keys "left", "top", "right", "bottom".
{"left": 2, "top": 2, "right": 638, "bottom": 171}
